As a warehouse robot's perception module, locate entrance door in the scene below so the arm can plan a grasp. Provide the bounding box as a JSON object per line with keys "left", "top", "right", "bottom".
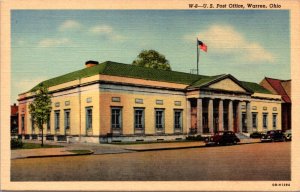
{"left": 242, "top": 113, "right": 247, "bottom": 132}
{"left": 223, "top": 112, "right": 228, "bottom": 131}
{"left": 213, "top": 114, "right": 219, "bottom": 133}
{"left": 191, "top": 107, "right": 197, "bottom": 134}
{"left": 202, "top": 114, "right": 208, "bottom": 133}
{"left": 233, "top": 110, "right": 238, "bottom": 133}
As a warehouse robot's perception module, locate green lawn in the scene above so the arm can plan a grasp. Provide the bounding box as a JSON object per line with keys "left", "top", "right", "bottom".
{"left": 12, "top": 143, "right": 64, "bottom": 150}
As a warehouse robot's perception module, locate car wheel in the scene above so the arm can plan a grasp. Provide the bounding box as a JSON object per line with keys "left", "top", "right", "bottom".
{"left": 233, "top": 140, "right": 237, "bottom": 145}
{"left": 283, "top": 137, "right": 286, "bottom": 142}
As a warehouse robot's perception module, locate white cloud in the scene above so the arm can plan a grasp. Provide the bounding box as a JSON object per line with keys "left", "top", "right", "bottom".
{"left": 16, "top": 39, "right": 26, "bottom": 46}
{"left": 184, "top": 24, "right": 275, "bottom": 63}
{"left": 59, "top": 20, "right": 81, "bottom": 31}
{"left": 38, "top": 38, "right": 71, "bottom": 47}
{"left": 89, "top": 25, "right": 125, "bottom": 40}
{"left": 89, "top": 25, "right": 113, "bottom": 34}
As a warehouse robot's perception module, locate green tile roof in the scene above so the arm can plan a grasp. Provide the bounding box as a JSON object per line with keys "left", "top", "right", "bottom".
{"left": 31, "top": 62, "right": 107, "bottom": 91}
{"left": 31, "top": 61, "right": 207, "bottom": 91}
{"left": 189, "top": 74, "right": 225, "bottom": 88}
{"left": 240, "top": 81, "right": 272, "bottom": 94}
{"left": 29, "top": 61, "right": 273, "bottom": 95}
{"left": 99, "top": 61, "right": 207, "bottom": 84}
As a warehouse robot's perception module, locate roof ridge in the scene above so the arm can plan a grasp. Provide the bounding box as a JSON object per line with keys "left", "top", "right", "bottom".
{"left": 240, "top": 80, "right": 258, "bottom": 84}
{"left": 265, "top": 76, "right": 291, "bottom": 81}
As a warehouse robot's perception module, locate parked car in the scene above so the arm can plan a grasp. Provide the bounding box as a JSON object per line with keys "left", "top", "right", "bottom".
{"left": 250, "top": 132, "right": 263, "bottom": 138}
{"left": 261, "top": 130, "right": 285, "bottom": 142}
{"left": 205, "top": 131, "right": 240, "bottom": 146}
{"left": 284, "top": 129, "right": 292, "bottom": 141}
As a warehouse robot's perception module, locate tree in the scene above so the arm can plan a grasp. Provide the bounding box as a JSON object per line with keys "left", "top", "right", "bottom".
{"left": 29, "top": 84, "right": 52, "bottom": 146}
{"left": 132, "top": 49, "right": 171, "bottom": 71}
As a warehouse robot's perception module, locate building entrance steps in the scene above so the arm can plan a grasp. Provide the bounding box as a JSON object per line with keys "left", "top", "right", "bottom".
{"left": 235, "top": 132, "right": 251, "bottom": 139}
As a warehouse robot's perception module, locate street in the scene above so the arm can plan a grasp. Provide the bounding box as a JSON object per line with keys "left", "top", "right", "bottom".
{"left": 11, "top": 142, "right": 290, "bottom": 181}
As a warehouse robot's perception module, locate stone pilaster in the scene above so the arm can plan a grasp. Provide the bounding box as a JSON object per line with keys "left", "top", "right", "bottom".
{"left": 208, "top": 99, "right": 214, "bottom": 134}
{"left": 197, "top": 98, "right": 203, "bottom": 135}
{"left": 246, "top": 101, "right": 253, "bottom": 133}
{"left": 186, "top": 99, "right": 191, "bottom": 134}
{"left": 228, "top": 100, "right": 233, "bottom": 131}
{"left": 218, "top": 99, "right": 224, "bottom": 131}
{"left": 237, "top": 101, "right": 242, "bottom": 133}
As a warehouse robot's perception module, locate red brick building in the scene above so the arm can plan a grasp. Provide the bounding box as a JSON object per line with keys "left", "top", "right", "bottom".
{"left": 260, "top": 77, "right": 291, "bottom": 131}
{"left": 11, "top": 103, "right": 19, "bottom": 134}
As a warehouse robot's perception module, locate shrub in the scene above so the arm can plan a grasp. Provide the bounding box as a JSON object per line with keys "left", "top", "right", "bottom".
{"left": 11, "top": 139, "right": 23, "bottom": 149}
{"left": 31, "top": 134, "right": 38, "bottom": 140}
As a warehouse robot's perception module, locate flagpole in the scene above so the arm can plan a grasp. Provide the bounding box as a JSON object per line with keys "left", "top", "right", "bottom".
{"left": 197, "top": 38, "right": 199, "bottom": 75}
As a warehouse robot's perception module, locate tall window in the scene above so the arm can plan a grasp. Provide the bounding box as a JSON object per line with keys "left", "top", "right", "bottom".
{"left": 54, "top": 111, "right": 60, "bottom": 130}
{"left": 47, "top": 114, "right": 50, "bottom": 131}
{"left": 64, "top": 110, "right": 70, "bottom": 130}
{"left": 86, "top": 107, "right": 93, "bottom": 130}
{"left": 155, "top": 109, "right": 164, "bottom": 132}
{"left": 21, "top": 115, "right": 25, "bottom": 131}
{"left": 263, "top": 113, "right": 268, "bottom": 129}
{"left": 252, "top": 113, "right": 257, "bottom": 129}
{"left": 174, "top": 110, "right": 182, "bottom": 133}
{"left": 111, "top": 107, "right": 122, "bottom": 129}
{"left": 55, "top": 110, "right": 60, "bottom": 130}
{"left": 134, "top": 108, "right": 144, "bottom": 133}
{"left": 272, "top": 113, "right": 277, "bottom": 129}
{"left": 31, "top": 117, "right": 35, "bottom": 133}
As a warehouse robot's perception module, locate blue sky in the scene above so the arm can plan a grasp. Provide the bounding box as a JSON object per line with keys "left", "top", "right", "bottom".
{"left": 11, "top": 10, "right": 290, "bottom": 104}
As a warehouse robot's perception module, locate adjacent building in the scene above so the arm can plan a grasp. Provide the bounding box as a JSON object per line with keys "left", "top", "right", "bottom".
{"left": 11, "top": 103, "right": 18, "bottom": 135}
{"left": 260, "top": 77, "right": 291, "bottom": 131}
{"left": 18, "top": 61, "right": 282, "bottom": 143}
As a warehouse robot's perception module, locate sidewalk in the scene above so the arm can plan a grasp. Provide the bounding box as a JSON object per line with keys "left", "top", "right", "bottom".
{"left": 11, "top": 141, "right": 132, "bottom": 159}
{"left": 11, "top": 148, "right": 75, "bottom": 159}
{"left": 11, "top": 138, "right": 260, "bottom": 159}
{"left": 124, "top": 141, "right": 205, "bottom": 151}
{"left": 124, "top": 138, "right": 260, "bottom": 151}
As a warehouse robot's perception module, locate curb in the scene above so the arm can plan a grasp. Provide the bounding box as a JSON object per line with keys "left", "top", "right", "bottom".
{"left": 126, "top": 145, "right": 205, "bottom": 152}
{"left": 23, "top": 151, "right": 94, "bottom": 159}
{"left": 126, "top": 141, "right": 261, "bottom": 151}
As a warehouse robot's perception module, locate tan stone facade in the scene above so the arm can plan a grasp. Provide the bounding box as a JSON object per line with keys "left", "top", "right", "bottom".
{"left": 18, "top": 64, "right": 283, "bottom": 143}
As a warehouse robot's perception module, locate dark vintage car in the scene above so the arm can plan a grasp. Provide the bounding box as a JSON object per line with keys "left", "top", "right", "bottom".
{"left": 261, "top": 130, "right": 285, "bottom": 142}
{"left": 205, "top": 131, "right": 240, "bottom": 146}
{"left": 250, "top": 132, "right": 263, "bottom": 138}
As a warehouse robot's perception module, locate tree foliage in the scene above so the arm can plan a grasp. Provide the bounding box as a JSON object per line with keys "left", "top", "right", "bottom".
{"left": 29, "top": 84, "right": 52, "bottom": 146}
{"left": 132, "top": 49, "right": 171, "bottom": 71}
